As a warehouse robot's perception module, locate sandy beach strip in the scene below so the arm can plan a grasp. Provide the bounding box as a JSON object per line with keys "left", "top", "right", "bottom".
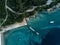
{"left": 1, "top": 18, "right": 27, "bottom": 32}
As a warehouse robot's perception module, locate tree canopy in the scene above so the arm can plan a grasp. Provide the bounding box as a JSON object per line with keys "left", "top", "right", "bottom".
{"left": 1, "top": 0, "right": 60, "bottom": 26}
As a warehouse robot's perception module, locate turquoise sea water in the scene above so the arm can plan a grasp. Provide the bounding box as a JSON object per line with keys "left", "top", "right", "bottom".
{"left": 4, "top": 8, "right": 60, "bottom": 45}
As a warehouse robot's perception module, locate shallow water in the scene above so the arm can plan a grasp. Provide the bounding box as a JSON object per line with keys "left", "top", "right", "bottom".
{"left": 4, "top": 8, "right": 60, "bottom": 45}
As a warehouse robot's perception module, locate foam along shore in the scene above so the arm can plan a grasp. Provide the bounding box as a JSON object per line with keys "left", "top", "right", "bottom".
{"left": 47, "top": 3, "right": 60, "bottom": 12}
{"left": 1, "top": 18, "right": 27, "bottom": 32}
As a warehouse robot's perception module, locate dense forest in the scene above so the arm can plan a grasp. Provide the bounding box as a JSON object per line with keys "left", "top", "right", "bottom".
{"left": 0, "top": 0, "right": 60, "bottom": 27}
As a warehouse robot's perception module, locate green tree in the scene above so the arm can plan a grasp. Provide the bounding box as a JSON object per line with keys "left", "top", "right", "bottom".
{"left": 1, "top": 0, "right": 58, "bottom": 27}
